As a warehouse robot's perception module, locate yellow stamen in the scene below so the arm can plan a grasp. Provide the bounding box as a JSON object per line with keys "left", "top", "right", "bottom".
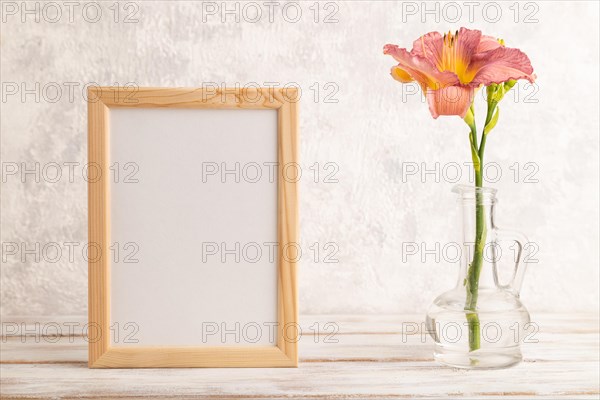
{"left": 439, "top": 29, "right": 471, "bottom": 84}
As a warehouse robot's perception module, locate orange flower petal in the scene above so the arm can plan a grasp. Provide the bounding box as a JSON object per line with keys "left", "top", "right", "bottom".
{"left": 383, "top": 44, "right": 459, "bottom": 89}
{"left": 451, "top": 28, "right": 482, "bottom": 83}
{"left": 467, "top": 46, "right": 536, "bottom": 86}
{"left": 391, "top": 66, "right": 414, "bottom": 83}
{"left": 426, "top": 86, "right": 474, "bottom": 119}
{"left": 477, "top": 35, "right": 503, "bottom": 53}
{"left": 411, "top": 28, "right": 483, "bottom": 84}
{"left": 411, "top": 31, "right": 445, "bottom": 71}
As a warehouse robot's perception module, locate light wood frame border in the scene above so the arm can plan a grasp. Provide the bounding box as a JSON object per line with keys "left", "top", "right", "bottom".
{"left": 88, "top": 87, "right": 298, "bottom": 368}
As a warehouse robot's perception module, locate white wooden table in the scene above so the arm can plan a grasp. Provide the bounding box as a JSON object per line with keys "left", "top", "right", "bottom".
{"left": 1, "top": 314, "right": 598, "bottom": 399}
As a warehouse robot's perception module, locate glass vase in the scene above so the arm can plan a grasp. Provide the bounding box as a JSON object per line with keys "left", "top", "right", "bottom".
{"left": 426, "top": 185, "right": 532, "bottom": 369}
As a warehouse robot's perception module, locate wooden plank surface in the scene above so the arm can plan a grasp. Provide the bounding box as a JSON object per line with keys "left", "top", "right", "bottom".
{"left": 1, "top": 314, "right": 598, "bottom": 399}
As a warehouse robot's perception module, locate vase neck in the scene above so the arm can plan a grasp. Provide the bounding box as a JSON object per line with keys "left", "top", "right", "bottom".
{"left": 454, "top": 185, "right": 498, "bottom": 290}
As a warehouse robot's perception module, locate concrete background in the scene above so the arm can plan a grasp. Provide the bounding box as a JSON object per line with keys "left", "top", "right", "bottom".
{"left": 1, "top": 1, "right": 598, "bottom": 316}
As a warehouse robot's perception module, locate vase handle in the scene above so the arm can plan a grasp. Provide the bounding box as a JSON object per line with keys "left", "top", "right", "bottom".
{"left": 493, "top": 229, "right": 532, "bottom": 296}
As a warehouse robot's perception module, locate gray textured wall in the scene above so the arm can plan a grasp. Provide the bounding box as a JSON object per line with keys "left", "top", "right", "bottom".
{"left": 1, "top": 1, "right": 598, "bottom": 316}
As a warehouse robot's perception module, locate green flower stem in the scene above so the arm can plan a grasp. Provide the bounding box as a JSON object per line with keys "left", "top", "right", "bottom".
{"left": 465, "top": 131, "right": 485, "bottom": 352}
{"left": 479, "top": 101, "right": 497, "bottom": 160}
{"left": 464, "top": 100, "right": 497, "bottom": 353}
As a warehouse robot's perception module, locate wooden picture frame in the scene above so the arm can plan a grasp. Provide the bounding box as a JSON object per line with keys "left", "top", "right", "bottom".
{"left": 88, "top": 87, "right": 298, "bottom": 368}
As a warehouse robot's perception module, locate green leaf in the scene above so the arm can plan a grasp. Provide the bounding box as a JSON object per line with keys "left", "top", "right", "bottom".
{"left": 469, "top": 131, "right": 481, "bottom": 170}
{"left": 483, "top": 107, "right": 500, "bottom": 134}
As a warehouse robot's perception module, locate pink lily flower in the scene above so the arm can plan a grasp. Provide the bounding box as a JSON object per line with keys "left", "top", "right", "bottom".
{"left": 384, "top": 28, "right": 536, "bottom": 119}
